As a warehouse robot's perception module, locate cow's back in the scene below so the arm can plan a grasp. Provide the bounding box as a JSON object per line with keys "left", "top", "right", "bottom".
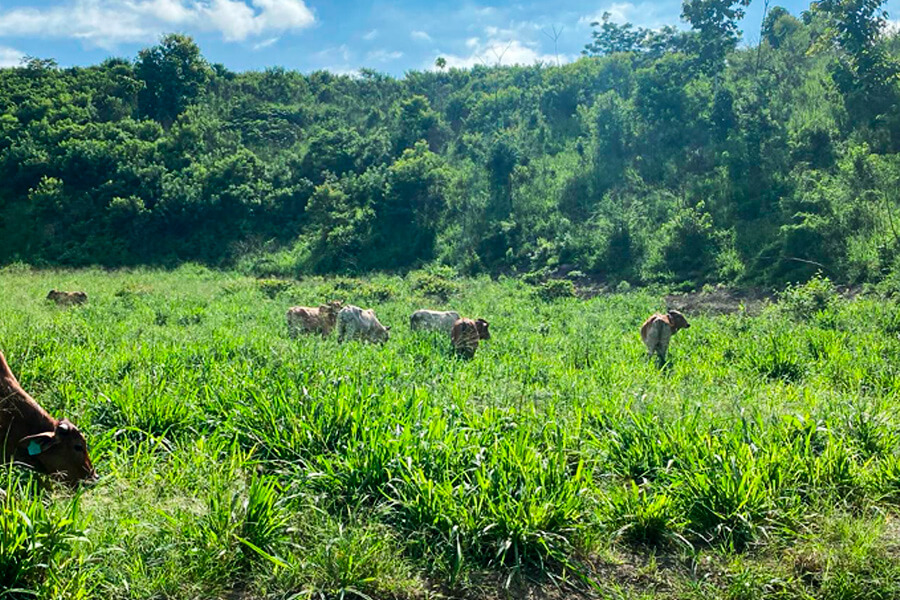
{"left": 287, "top": 306, "right": 321, "bottom": 336}
{"left": 410, "top": 310, "right": 460, "bottom": 334}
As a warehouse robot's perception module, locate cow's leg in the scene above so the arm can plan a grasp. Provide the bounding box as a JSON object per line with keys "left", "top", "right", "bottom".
{"left": 656, "top": 331, "right": 671, "bottom": 368}
{"left": 644, "top": 323, "right": 661, "bottom": 362}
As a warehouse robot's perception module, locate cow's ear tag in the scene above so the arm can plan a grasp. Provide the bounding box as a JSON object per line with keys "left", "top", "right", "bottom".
{"left": 27, "top": 440, "right": 42, "bottom": 456}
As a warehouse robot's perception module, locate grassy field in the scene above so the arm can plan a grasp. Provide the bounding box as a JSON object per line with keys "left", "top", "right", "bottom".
{"left": 2, "top": 264, "right": 900, "bottom": 599}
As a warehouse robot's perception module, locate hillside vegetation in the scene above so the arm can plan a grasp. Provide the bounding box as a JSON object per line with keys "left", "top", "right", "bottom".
{"left": 3, "top": 1, "right": 900, "bottom": 287}
{"left": 2, "top": 266, "right": 900, "bottom": 598}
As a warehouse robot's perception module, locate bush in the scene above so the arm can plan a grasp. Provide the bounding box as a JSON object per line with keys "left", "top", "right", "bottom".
{"left": 257, "top": 278, "right": 294, "bottom": 299}
{"left": 778, "top": 273, "right": 839, "bottom": 320}
{"left": 332, "top": 278, "right": 395, "bottom": 303}
{"left": 408, "top": 270, "right": 458, "bottom": 300}
{"left": 535, "top": 279, "right": 576, "bottom": 302}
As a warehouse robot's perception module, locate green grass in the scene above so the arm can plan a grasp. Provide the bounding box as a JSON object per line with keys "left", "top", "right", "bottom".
{"left": 1, "top": 264, "right": 900, "bottom": 598}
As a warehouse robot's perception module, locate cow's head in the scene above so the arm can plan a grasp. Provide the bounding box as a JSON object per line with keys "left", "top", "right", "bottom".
{"left": 667, "top": 310, "right": 690, "bottom": 332}
{"left": 475, "top": 319, "right": 491, "bottom": 340}
{"left": 18, "top": 419, "right": 97, "bottom": 486}
{"left": 46, "top": 290, "right": 61, "bottom": 301}
{"left": 377, "top": 325, "right": 391, "bottom": 344}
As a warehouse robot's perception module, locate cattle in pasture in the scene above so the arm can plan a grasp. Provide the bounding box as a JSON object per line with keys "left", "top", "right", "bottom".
{"left": 47, "top": 290, "right": 88, "bottom": 306}
{"left": 641, "top": 309, "right": 690, "bottom": 366}
{"left": 450, "top": 318, "right": 491, "bottom": 359}
{"left": 336, "top": 305, "right": 390, "bottom": 344}
{"left": 409, "top": 309, "right": 461, "bottom": 335}
{"left": 286, "top": 301, "right": 343, "bottom": 337}
{"left": 0, "top": 351, "right": 97, "bottom": 486}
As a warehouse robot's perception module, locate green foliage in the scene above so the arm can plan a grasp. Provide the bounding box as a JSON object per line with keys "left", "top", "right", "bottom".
{"left": 135, "top": 34, "right": 211, "bottom": 126}
{"left": 257, "top": 278, "right": 294, "bottom": 299}
{"left": 778, "top": 273, "right": 839, "bottom": 320}
{"left": 408, "top": 269, "right": 458, "bottom": 300}
{"left": 535, "top": 279, "right": 576, "bottom": 301}
{"left": 3, "top": 9, "right": 900, "bottom": 285}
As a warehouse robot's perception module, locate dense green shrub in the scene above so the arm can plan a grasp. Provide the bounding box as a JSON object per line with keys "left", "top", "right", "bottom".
{"left": 535, "top": 279, "right": 576, "bottom": 301}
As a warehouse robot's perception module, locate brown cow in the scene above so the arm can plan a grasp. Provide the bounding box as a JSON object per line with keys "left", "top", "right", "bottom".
{"left": 641, "top": 309, "right": 690, "bottom": 367}
{"left": 286, "top": 301, "right": 343, "bottom": 337}
{"left": 451, "top": 318, "right": 491, "bottom": 359}
{"left": 47, "top": 290, "right": 88, "bottom": 306}
{"left": 0, "top": 351, "right": 97, "bottom": 486}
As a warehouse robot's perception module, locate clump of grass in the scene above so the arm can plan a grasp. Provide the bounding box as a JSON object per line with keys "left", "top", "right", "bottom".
{"left": 605, "top": 481, "right": 682, "bottom": 547}
{"left": 678, "top": 442, "right": 774, "bottom": 549}
{"left": 604, "top": 413, "right": 678, "bottom": 482}
{"left": 0, "top": 469, "right": 87, "bottom": 597}
{"left": 744, "top": 331, "right": 807, "bottom": 382}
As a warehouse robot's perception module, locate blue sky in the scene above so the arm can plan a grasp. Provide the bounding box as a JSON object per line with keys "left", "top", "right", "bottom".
{"left": 0, "top": 0, "right": 898, "bottom": 75}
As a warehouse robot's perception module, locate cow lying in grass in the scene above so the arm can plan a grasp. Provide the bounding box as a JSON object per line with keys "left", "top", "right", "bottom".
{"left": 410, "top": 309, "right": 460, "bottom": 335}
{"left": 47, "top": 290, "right": 88, "bottom": 306}
{"left": 286, "top": 301, "right": 343, "bottom": 337}
{"left": 641, "top": 309, "right": 690, "bottom": 367}
{"left": 451, "top": 318, "right": 490, "bottom": 359}
{"left": 0, "top": 351, "right": 97, "bottom": 486}
{"left": 337, "top": 305, "right": 390, "bottom": 344}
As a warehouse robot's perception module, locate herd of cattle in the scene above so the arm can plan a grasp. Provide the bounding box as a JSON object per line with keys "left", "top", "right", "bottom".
{"left": 287, "top": 302, "right": 492, "bottom": 359}
{"left": 11, "top": 291, "right": 690, "bottom": 486}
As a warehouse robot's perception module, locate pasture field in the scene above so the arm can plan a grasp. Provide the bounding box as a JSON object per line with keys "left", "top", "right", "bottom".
{"left": 3, "top": 265, "right": 900, "bottom": 599}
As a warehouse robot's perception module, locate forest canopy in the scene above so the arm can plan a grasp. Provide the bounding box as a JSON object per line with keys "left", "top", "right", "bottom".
{"left": 2, "top": 0, "right": 900, "bottom": 288}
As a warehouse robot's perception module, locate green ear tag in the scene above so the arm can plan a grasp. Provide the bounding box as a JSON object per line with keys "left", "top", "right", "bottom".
{"left": 27, "top": 440, "right": 42, "bottom": 456}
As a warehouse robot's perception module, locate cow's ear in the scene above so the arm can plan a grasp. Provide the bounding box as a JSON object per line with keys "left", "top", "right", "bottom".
{"left": 17, "top": 431, "right": 58, "bottom": 456}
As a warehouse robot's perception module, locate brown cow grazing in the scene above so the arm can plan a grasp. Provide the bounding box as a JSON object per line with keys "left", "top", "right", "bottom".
{"left": 286, "top": 301, "right": 343, "bottom": 337}
{"left": 47, "top": 290, "right": 88, "bottom": 306}
{"left": 451, "top": 318, "right": 491, "bottom": 359}
{"left": 0, "top": 351, "right": 97, "bottom": 486}
{"left": 641, "top": 309, "right": 690, "bottom": 367}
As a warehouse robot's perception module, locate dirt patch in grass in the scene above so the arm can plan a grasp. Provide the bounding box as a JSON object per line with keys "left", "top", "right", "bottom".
{"left": 665, "top": 287, "right": 774, "bottom": 316}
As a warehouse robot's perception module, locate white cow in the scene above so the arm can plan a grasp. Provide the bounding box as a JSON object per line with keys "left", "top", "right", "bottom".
{"left": 337, "top": 305, "right": 390, "bottom": 344}
{"left": 409, "top": 309, "right": 461, "bottom": 335}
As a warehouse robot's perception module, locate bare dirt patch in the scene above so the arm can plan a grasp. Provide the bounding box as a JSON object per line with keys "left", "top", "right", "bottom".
{"left": 665, "top": 287, "right": 774, "bottom": 316}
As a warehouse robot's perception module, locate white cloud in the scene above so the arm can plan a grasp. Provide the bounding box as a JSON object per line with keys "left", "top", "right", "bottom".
{"left": 0, "top": 0, "right": 315, "bottom": 48}
{"left": 411, "top": 30, "right": 431, "bottom": 42}
{"left": 362, "top": 29, "right": 378, "bottom": 41}
{"left": 313, "top": 43, "right": 352, "bottom": 64}
{"left": 0, "top": 46, "right": 24, "bottom": 68}
{"left": 366, "top": 49, "right": 402, "bottom": 62}
{"left": 437, "top": 38, "right": 565, "bottom": 69}
{"left": 252, "top": 36, "right": 279, "bottom": 49}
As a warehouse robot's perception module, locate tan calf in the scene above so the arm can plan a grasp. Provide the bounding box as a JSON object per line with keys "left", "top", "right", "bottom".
{"left": 641, "top": 310, "right": 690, "bottom": 366}
{"left": 286, "top": 301, "right": 343, "bottom": 337}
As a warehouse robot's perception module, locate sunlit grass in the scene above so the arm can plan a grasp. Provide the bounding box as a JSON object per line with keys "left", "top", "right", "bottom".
{"left": 1, "top": 265, "right": 900, "bottom": 597}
